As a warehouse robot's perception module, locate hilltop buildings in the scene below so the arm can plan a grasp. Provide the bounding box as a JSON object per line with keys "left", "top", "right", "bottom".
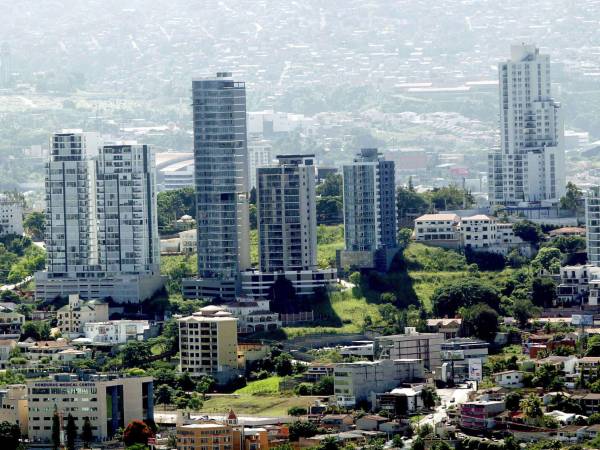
{"left": 338, "top": 148, "right": 397, "bottom": 270}
{"left": 240, "top": 154, "right": 336, "bottom": 298}
{"left": 488, "top": 44, "right": 565, "bottom": 206}
{"left": 34, "top": 131, "right": 163, "bottom": 303}
{"left": 183, "top": 73, "right": 251, "bottom": 300}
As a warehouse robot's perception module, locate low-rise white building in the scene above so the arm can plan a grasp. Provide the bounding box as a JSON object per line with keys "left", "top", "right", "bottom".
{"left": 0, "top": 339, "right": 17, "bottom": 369}
{"left": 557, "top": 265, "right": 600, "bottom": 306}
{"left": 0, "top": 311, "right": 24, "bottom": 339}
{"left": 179, "top": 229, "right": 197, "bottom": 254}
{"left": 334, "top": 359, "right": 425, "bottom": 407}
{"left": 461, "top": 215, "right": 497, "bottom": 250}
{"left": 493, "top": 370, "right": 525, "bottom": 388}
{"left": 414, "top": 214, "right": 461, "bottom": 244}
{"left": 222, "top": 299, "right": 280, "bottom": 334}
{"left": 83, "top": 320, "right": 151, "bottom": 344}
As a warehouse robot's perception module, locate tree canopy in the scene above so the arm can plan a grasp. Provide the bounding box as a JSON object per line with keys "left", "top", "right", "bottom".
{"left": 431, "top": 278, "right": 501, "bottom": 317}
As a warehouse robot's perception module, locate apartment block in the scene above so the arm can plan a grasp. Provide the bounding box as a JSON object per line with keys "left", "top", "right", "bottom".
{"left": 27, "top": 373, "right": 153, "bottom": 444}
{"left": 340, "top": 148, "right": 396, "bottom": 270}
{"left": 334, "top": 359, "right": 424, "bottom": 407}
{"left": 178, "top": 309, "right": 239, "bottom": 383}
{"left": 375, "top": 330, "right": 444, "bottom": 371}
{"left": 0, "top": 196, "right": 23, "bottom": 237}
{"left": 488, "top": 44, "right": 565, "bottom": 205}
{"left": 35, "top": 131, "right": 164, "bottom": 303}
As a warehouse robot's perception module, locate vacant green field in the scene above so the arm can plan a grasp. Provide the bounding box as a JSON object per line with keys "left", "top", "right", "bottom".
{"left": 283, "top": 289, "right": 382, "bottom": 338}
{"left": 201, "top": 395, "right": 317, "bottom": 416}
{"left": 234, "top": 376, "right": 282, "bottom": 395}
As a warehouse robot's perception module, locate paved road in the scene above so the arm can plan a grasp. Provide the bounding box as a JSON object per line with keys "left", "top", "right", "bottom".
{"left": 416, "top": 384, "right": 474, "bottom": 430}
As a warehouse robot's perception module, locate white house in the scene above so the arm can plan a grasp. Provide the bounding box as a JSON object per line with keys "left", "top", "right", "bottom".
{"left": 493, "top": 370, "right": 525, "bottom": 388}
{"left": 414, "top": 214, "right": 461, "bottom": 244}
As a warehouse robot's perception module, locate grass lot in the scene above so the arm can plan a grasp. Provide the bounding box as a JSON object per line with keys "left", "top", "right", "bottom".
{"left": 283, "top": 289, "right": 383, "bottom": 338}
{"left": 234, "top": 376, "right": 282, "bottom": 395}
{"left": 201, "top": 395, "right": 317, "bottom": 416}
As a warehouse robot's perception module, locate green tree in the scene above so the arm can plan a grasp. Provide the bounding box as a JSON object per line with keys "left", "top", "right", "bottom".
{"left": 289, "top": 421, "right": 318, "bottom": 441}
{"left": 531, "top": 277, "right": 557, "bottom": 308}
{"left": 52, "top": 409, "right": 61, "bottom": 450}
{"left": 317, "top": 174, "right": 342, "bottom": 197}
{"left": 560, "top": 182, "right": 583, "bottom": 212}
{"left": 431, "top": 279, "right": 500, "bottom": 317}
{"left": 513, "top": 220, "right": 544, "bottom": 246}
{"left": 505, "top": 392, "right": 523, "bottom": 411}
{"left": 288, "top": 406, "right": 308, "bottom": 416}
{"left": 0, "top": 420, "right": 21, "bottom": 449}
{"left": 411, "top": 436, "right": 425, "bottom": 450}
{"left": 420, "top": 386, "right": 437, "bottom": 409}
{"left": 23, "top": 211, "right": 46, "bottom": 240}
{"left": 274, "top": 353, "right": 294, "bottom": 376}
{"left": 397, "top": 228, "right": 413, "bottom": 248}
{"left": 460, "top": 303, "right": 499, "bottom": 342}
{"left": 82, "top": 417, "right": 94, "bottom": 447}
{"left": 532, "top": 247, "right": 562, "bottom": 274}
{"left": 520, "top": 394, "right": 543, "bottom": 425}
{"left": 155, "top": 384, "right": 174, "bottom": 406}
{"left": 120, "top": 341, "right": 153, "bottom": 368}
{"left": 397, "top": 186, "right": 428, "bottom": 224}
{"left": 316, "top": 196, "right": 343, "bottom": 225}
{"left": 426, "top": 185, "right": 473, "bottom": 210}
{"left": 66, "top": 413, "right": 77, "bottom": 450}
{"left": 511, "top": 297, "right": 542, "bottom": 328}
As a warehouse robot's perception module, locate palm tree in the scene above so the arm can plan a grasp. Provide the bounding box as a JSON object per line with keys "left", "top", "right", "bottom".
{"left": 520, "top": 394, "right": 543, "bottom": 426}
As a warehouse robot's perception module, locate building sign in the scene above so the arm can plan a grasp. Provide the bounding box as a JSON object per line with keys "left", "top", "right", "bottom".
{"left": 468, "top": 358, "right": 482, "bottom": 381}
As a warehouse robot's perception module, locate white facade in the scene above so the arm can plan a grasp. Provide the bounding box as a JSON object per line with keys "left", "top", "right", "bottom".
{"left": 0, "top": 196, "right": 23, "bottom": 237}
{"left": 44, "top": 131, "right": 102, "bottom": 276}
{"left": 179, "top": 229, "right": 197, "bottom": 254}
{"left": 222, "top": 299, "right": 280, "bottom": 334}
{"left": 247, "top": 135, "right": 272, "bottom": 189}
{"left": 334, "top": 359, "right": 425, "bottom": 407}
{"left": 493, "top": 370, "right": 525, "bottom": 388}
{"left": 257, "top": 154, "right": 317, "bottom": 272}
{"left": 96, "top": 143, "right": 160, "bottom": 275}
{"left": 83, "top": 320, "right": 150, "bottom": 344}
{"left": 461, "top": 215, "right": 498, "bottom": 250}
{"left": 414, "top": 214, "right": 460, "bottom": 242}
{"left": 488, "top": 44, "right": 565, "bottom": 205}
{"left": 376, "top": 330, "right": 444, "bottom": 371}
{"left": 557, "top": 265, "right": 600, "bottom": 305}
{"left": 36, "top": 133, "right": 163, "bottom": 303}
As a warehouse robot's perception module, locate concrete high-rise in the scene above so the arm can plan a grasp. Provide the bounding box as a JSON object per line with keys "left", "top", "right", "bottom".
{"left": 488, "top": 44, "right": 565, "bottom": 206}
{"left": 343, "top": 148, "right": 396, "bottom": 252}
{"left": 36, "top": 132, "right": 164, "bottom": 303}
{"left": 257, "top": 154, "right": 317, "bottom": 272}
{"left": 96, "top": 143, "right": 160, "bottom": 274}
{"left": 240, "top": 155, "right": 337, "bottom": 299}
{"left": 186, "top": 73, "right": 250, "bottom": 300}
{"left": 44, "top": 131, "right": 102, "bottom": 276}
{"left": 586, "top": 186, "right": 600, "bottom": 266}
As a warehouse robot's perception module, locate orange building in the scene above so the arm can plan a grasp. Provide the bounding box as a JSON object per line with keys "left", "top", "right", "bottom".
{"left": 177, "top": 423, "right": 234, "bottom": 450}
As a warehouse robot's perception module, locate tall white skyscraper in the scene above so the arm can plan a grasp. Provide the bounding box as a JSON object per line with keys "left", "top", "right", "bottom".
{"left": 183, "top": 73, "right": 250, "bottom": 300}
{"left": 488, "top": 44, "right": 565, "bottom": 206}
{"left": 96, "top": 143, "right": 159, "bottom": 274}
{"left": 36, "top": 131, "right": 163, "bottom": 303}
{"left": 44, "top": 131, "right": 102, "bottom": 276}
{"left": 257, "top": 154, "right": 317, "bottom": 272}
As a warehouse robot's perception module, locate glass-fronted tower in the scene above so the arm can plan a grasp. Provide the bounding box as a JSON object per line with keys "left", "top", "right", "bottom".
{"left": 191, "top": 73, "right": 250, "bottom": 298}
